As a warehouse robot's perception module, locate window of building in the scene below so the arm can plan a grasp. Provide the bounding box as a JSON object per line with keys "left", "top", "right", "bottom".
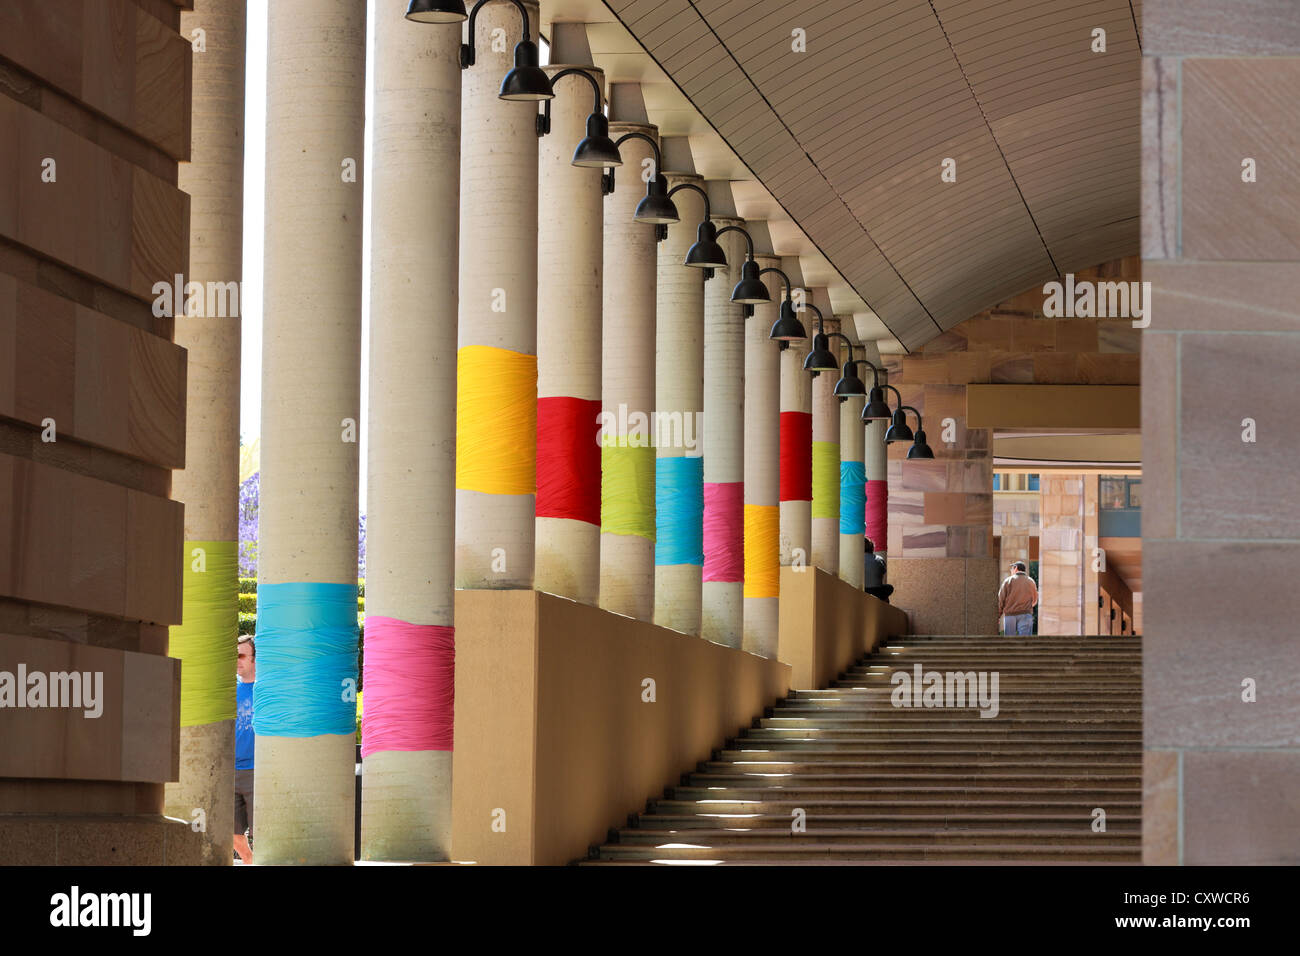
{"left": 1028, "top": 474, "right": 1039, "bottom": 491}
{"left": 1100, "top": 477, "right": 1128, "bottom": 510}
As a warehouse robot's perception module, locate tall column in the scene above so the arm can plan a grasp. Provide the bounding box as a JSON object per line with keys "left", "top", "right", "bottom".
{"left": 701, "top": 216, "right": 746, "bottom": 647}
{"left": 811, "top": 313, "right": 841, "bottom": 573}
{"left": 455, "top": 0, "right": 540, "bottom": 590}
{"left": 743, "top": 255, "right": 782, "bottom": 657}
{"left": 257, "top": 0, "right": 366, "bottom": 865}
{"left": 653, "top": 170, "right": 704, "bottom": 633}
{"left": 361, "top": 0, "right": 459, "bottom": 863}
{"left": 166, "top": 0, "right": 245, "bottom": 866}
{"left": 863, "top": 339, "right": 889, "bottom": 560}
{"left": 536, "top": 63, "right": 604, "bottom": 604}
{"left": 779, "top": 316, "right": 813, "bottom": 569}
{"left": 600, "top": 116, "right": 657, "bottom": 621}
{"left": 839, "top": 388, "right": 866, "bottom": 589}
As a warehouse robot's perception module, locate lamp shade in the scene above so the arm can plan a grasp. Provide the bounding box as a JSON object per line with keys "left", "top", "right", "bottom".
{"left": 768, "top": 299, "right": 807, "bottom": 342}
{"left": 907, "top": 429, "right": 935, "bottom": 459}
{"left": 684, "top": 221, "right": 727, "bottom": 268}
{"left": 405, "top": 0, "right": 468, "bottom": 22}
{"left": 862, "top": 385, "right": 892, "bottom": 420}
{"left": 572, "top": 113, "right": 622, "bottom": 168}
{"left": 803, "top": 332, "right": 838, "bottom": 372}
{"left": 883, "top": 408, "right": 914, "bottom": 443}
{"left": 730, "top": 259, "right": 771, "bottom": 305}
{"left": 833, "top": 360, "right": 867, "bottom": 398}
{"left": 499, "top": 41, "right": 554, "bottom": 101}
{"left": 634, "top": 177, "right": 679, "bottom": 224}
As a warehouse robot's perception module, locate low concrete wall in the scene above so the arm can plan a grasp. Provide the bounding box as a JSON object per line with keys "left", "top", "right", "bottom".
{"left": 450, "top": 589, "right": 791, "bottom": 865}
{"left": 778, "top": 567, "right": 910, "bottom": 689}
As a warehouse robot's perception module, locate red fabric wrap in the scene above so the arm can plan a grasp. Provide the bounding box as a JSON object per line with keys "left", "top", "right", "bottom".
{"left": 865, "top": 478, "right": 889, "bottom": 552}
{"left": 536, "top": 395, "right": 602, "bottom": 525}
{"left": 779, "top": 411, "right": 813, "bottom": 502}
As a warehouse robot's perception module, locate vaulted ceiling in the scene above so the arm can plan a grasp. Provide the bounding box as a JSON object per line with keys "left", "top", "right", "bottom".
{"left": 560, "top": 0, "right": 1142, "bottom": 352}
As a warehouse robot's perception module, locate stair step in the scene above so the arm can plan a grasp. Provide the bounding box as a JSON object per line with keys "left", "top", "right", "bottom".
{"left": 590, "top": 844, "right": 1139, "bottom": 863}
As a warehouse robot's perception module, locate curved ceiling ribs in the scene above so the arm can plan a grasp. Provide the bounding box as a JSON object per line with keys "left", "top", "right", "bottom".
{"left": 601, "top": 0, "right": 1142, "bottom": 352}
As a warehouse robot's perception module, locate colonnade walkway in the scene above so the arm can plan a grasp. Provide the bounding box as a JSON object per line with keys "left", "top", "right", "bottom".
{"left": 582, "top": 634, "right": 1142, "bottom": 865}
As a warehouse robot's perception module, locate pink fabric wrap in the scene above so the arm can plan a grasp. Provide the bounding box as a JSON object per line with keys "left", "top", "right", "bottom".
{"left": 865, "top": 479, "right": 888, "bottom": 553}
{"left": 703, "top": 481, "right": 744, "bottom": 583}
{"left": 361, "top": 616, "right": 454, "bottom": 757}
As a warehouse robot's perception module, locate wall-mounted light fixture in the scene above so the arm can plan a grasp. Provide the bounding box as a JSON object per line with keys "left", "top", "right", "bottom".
{"left": 602, "top": 134, "right": 680, "bottom": 228}
{"left": 437, "top": 0, "right": 552, "bottom": 101}
{"left": 802, "top": 306, "right": 839, "bottom": 374}
{"left": 666, "top": 182, "right": 725, "bottom": 269}
{"left": 405, "top": 0, "right": 468, "bottom": 23}
{"left": 760, "top": 268, "right": 807, "bottom": 347}
{"left": 713, "top": 226, "right": 770, "bottom": 305}
{"left": 535, "top": 69, "right": 621, "bottom": 168}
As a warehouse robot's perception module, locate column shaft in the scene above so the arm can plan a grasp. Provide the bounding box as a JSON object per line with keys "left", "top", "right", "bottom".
{"left": 536, "top": 66, "right": 604, "bottom": 604}
{"left": 599, "top": 122, "right": 657, "bottom": 621}
{"left": 361, "top": 1, "right": 459, "bottom": 862}
{"left": 839, "top": 393, "right": 866, "bottom": 588}
{"left": 701, "top": 218, "right": 746, "bottom": 646}
{"left": 455, "top": 0, "right": 540, "bottom": 590}
{"left": 654, "top": 172, "right": 704, "bottom": 634}
{"left": 257, "top": 0, "right": 366, "bottom": 865}
{"left": 779, "top": 337, "right": 812, "bottom": 568}
{"left": 743, "top": 256, "right": 782, "bottom": 657}
{"left": 167, "top": 0, "right": 245, "bottom": 867}
{"left": 811, "top": 317, "right": 840, "bottom": 573}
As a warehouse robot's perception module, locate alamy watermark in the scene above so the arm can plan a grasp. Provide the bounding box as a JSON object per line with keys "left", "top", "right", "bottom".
{"left": 0, "top": 665, "right": 103, "bottom": 718}
{"left": 1042, "top": 273, "right": 1152, "bottom": 328}
{"left": 596, "top": 403, "right": 705, "bottom": 455}
{"left": 890, "top": 663, "right": 999, "bottom": 718}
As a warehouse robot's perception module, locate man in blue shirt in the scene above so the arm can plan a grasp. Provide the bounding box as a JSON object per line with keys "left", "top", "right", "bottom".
{"left": 235, "top": 636, "right": 256, "bottom": 864}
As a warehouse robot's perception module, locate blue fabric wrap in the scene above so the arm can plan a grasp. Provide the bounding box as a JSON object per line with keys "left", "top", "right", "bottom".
{"left": 254, "top": 582, "right": 358, "bottom": 737}
{"left": 655, "top": 455, "right": 704, "bottom": 566}
{"left": 840, "top": 460, "right": 866, "bottom": 535}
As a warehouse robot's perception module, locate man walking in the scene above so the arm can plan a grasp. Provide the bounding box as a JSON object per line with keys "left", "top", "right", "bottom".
{"left": 234, "top": 636, "right": 256, "bottom": 864}
{"left": 997, "top": 561, "right": 1038, "bottom": 636}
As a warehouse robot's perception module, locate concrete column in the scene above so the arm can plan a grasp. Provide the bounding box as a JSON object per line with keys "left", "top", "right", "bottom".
{"left": 166, "top": 0, "right": 245, "bottom": 867}
{"left": 361, "top": 0, "right": 459, "bottom": 863}
{"left": 701, "top": 216, "right": 746, "bottom": 647}
{"left": 779, "top": 319, "right": 812, "bottom": 569}
{"left": 599, "top": 116, "right": 657, "bottom": 621}
{"left": 839, "top": 389, "right": 866, "bottom": 589}
{"left": 743, "top": 255, "right": 782, "bottom": 657}
{"left": 811, "top": 313, "right": 840, "bottom": 574}
{"left": 536, "top": 63, "right": 604, "bottom": 605}
{"left": 455, "top": 0, "right": 540, "bottom": 590}
{"left": 258, "top": 0, "right": 366, "bottom": 865}
{"left": 862, "top": 338, "right": 888, "bottom": 560}
{"left": 653, "top": 170, "right": 704, "bottom": 634}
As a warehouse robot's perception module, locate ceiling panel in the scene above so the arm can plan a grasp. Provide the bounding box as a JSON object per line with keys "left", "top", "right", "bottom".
{"left": 597, "top": 0, "right": 1140, "bottom": 352}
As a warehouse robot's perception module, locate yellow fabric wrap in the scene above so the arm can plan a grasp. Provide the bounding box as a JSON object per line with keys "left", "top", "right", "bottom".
{"left": 169, "top": 541, "right": 238, "bottom": 727}
{"left": 601, "top": 438, "right": 656, "bottom": 539}
{"left": 456, "top": 344, "right": 537, "bottom": 496}
{"left": 811, "top": 440, "right": 841, "bottom": 519}
{"left": 743, "top": 504, "right": 779, "bottom": 599}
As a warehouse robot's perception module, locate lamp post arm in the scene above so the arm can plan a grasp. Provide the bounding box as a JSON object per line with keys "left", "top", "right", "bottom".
{"left": 848, "top": 357, "right": 880, "bottom": 386}
{"left": 758, "top": 267, "right": 792, "bottom": 300}
{"left": 462, "top": 0, "right": 531, "bottom": 68}
{"left": 538, "top": 68, "right": 603, "bottom": 135}
{"left": 605, "top": 132, "right": 664, "bottom": 196}
{"left": 714, "top": 224, "right": 755, "bottom": 260}
{"left": 666, "top": 180, "right": 711, "bottom": 222}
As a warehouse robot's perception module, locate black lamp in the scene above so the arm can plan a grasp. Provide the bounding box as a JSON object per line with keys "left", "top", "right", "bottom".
{"left": 457, "top": 1, "right": 553, "bottom": 101}
{"left": 908, "top": 427, "right": 935, "bottom": 459}
{"left": 760, "top": 267, "right": 807, "bottom": 343}
{"left": 536, "top": 69, "right": 621, "bottom": 168}
{"left": 406, "top": 0, "right": 468, "bottom": 22}
{"left": 802, "top": 306, "right": 839, "bottom": 372}
{"left": 684, "top": 220, "right": 727, "bottom": 269}
{"left": 884, "top": 407, "right": 914, "bottom": 443}
{"left": 634, "top": 175, "right": 680, "bottom": 224}
{"left": 713, "top": 225, "right": 769, "bottom": 304}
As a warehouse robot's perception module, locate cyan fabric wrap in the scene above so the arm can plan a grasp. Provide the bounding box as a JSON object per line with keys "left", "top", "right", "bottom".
{"left": 254, "top": 582, "right": 359, "bottom": 737}
{"left": 655, "top": 455, "right": 704, "bottom": 566}
{"left": 840, "top": 461, "right": 866, "bottom": 535}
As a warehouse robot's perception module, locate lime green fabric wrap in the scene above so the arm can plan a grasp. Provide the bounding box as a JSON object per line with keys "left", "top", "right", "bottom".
{"left": 812, "top": 441, "right": 841, "bottom": 519}
{"left": 170, "top": 540, "right": 238, "bottom": 727}
{"left": 601, "top": 440, "right": 656, "bottom": 539}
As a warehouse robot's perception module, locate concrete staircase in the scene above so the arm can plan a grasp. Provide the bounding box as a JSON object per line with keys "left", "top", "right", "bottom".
{"left": 581, "top": 634, "right": 1142, "bottom": 865}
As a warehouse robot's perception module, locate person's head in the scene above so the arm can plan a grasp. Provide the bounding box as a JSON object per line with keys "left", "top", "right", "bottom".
{"left": 1011, "top": 561, "right": 1027, "bottom": 575}
{"left": 237, "top": 636, "right": 255, "bottom": 681}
